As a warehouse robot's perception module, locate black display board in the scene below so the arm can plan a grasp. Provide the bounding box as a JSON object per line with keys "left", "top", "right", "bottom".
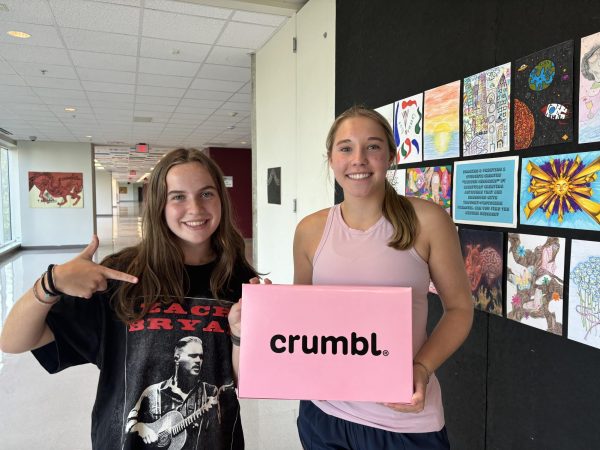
{"left": 336, "top": 1, "right": 600, "bottom": 448}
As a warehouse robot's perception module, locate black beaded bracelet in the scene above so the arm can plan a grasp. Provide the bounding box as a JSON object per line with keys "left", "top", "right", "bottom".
{"left": 46, "top": 264, "right": 64, "bottom": 296}
{"left": 230, "top": 333, "right": 241, "bottom": 347}
{"left": 40, "top": 270, "right": 55, "bottom": 296}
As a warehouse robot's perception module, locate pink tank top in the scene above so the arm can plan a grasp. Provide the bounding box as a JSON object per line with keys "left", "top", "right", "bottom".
{"left": 311, "top": 204, "right": 445, "bottom": 433}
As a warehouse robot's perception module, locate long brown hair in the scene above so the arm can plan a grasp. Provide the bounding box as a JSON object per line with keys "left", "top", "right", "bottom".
{"left": 105, "top": 148, "right": 256, "bottom": 323}
{"left": 326, "top": 105, "right": 418, "bottom": 250}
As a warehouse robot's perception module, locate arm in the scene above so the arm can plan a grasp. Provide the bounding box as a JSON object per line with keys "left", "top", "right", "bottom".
{"left": 0, "top": 235, "right": 138, "bottom": 354}
{"left": 293, "top": 210, "right": 329, "bottom": 285}
{"left": 385, "top": 199, "right": 472, "bottom": 413}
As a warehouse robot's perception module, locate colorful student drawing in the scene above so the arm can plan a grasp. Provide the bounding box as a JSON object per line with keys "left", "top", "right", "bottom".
{"left": 579, "top": 31, "right": 600, "bottom": 144}
{"left": 520, "top": 150, "right": 600, "bottom": 231}
{"left": 458, "top": 228, "right": 504, "bottom": 316}
{"left": 28, "top": 171, "right": 84, "bottom": 208}
{"left": 568, "top": 239, "right": 600, "bottom": 349}
{"left": 513, "top": 40, "right": 574, "bottom": 149}
{"left": 386, "top": 168, "right": 406, "bottom": 195}
{"left": 375, "top": 102, "right": 394, "bottom": 128}
{"left": 463, "top": 63, "right": 511, "bottom": 156}
{"left": 405, "top": 165, "right": 451, "bottom": 214}
{"left": 506, "top": 233, "right": 564, "bottom": 335}
{"left": 393, "top": 93, "right": 423, "bottom": 164}
{"left": 424, "top": 80, "right": 460, "bottom": 161}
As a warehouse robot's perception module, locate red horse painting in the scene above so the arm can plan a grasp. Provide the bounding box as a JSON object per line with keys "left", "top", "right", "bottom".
{"left": 28, "top": 172, "right": 83, "bottom": 207}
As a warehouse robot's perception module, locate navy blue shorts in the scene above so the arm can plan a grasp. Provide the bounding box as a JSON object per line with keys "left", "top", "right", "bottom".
{"left": 297, "top": 400, "right": 450, "bottom": 450}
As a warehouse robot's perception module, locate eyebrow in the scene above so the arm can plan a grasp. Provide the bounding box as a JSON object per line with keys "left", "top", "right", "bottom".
{"left": 167, "top": 185, "right": 216, "bottom": 195}
{"left": 335, "top": 136, "right": 385, "bottom": 146}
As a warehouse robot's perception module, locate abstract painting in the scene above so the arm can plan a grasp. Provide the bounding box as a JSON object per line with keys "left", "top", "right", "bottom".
{"left": 513, "top": 40, "right": 574, "bottom": 150}
{"left": 463, "top": 63, "right": 511, "bottom": 156}
{"left": 579, "top": 31, "right": 600, "bottom": 144}
{"left": 520, "top": 150, "right": 600, "bottom": 231}
{"left": 405, "top": 165, "right": 452, "bottom": 214}
{"left": 506, "top": 233, "right": 564, "bottom": 335}
{"left": 568, "top": 239, "right": 600, "bottom": 349}
{"left": 386, "top": 168, "right": 406, "bottom": 195}
{"left": 458, "top": 228, "right": 504, "bottom": 316}
{"left": 393, "top": 93, "right": 423, "bottom": 165}
{"left": 28, "top": 171, "right": 83, "bottom": 208}
{"left": 424, "top": 80, "right": 460, "bottom": 161}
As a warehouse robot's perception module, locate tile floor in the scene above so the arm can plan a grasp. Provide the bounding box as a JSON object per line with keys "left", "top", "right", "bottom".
{"left": 0, "top": 203, "right": 302, "bottom": 450}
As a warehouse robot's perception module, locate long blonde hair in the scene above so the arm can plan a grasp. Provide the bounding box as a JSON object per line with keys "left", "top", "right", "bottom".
{"left": 326, "top": 105, "right": 418, "bottom": 249}
{"left": 105, "top": 148, "right": 256, "bottom": 323}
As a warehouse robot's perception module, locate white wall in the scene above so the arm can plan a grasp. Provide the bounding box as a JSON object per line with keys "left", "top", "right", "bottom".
{"left": 17, "top": 141, "right": 94, "bottom": 247}
{"left": 94, "top": 169, "right": 113, "bottom": 215}
{"left": 118, "top": 182, "right": 141, "bottom": 202}
{"left": 254, "top": 0, "right": 335, "bottom": 282}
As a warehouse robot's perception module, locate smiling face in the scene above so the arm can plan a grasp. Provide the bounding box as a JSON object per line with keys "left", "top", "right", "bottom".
{"left": 164, "top": 162, "right": 222, "bottom": 264}
{"left": 329, "top": 116, "right": 394, "bottom": 200}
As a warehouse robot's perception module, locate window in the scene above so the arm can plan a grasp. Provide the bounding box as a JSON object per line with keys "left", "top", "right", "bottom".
{"left": 0, "top": 147, "right": 11, "bottom": 247}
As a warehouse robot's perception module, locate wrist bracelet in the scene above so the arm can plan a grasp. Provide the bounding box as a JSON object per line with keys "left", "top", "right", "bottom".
{"left": 46, "top": 264, "right": 64, "bottom": 295}
{"left": 230, "top": 333, "right": 241, "bottom": 347}
{"left": 40, "top": 271, "right": 55, "bottom": 296}
{"left": 32, "top": 277, "right": 60, "bottom": 306}
{"left": 413, "top": 360, "right": 431, "bottom": 384}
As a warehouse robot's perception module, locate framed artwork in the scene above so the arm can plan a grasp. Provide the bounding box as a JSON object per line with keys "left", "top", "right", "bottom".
{"left": 568, "top": 239, "right": 600, "bottom": 349}
{"left": 579, "top": 31, "right": 600, "bottom": 144}
{"left": 423, "top": 80, "right": 460, "bottom": 161}
{"left": 405, "top": 165, "right": 452, "bottom": 214}
{"left": 393, "top": 93, "right": 423, "bottom": 165}
{"left": 513, "top": 40, "right": 574, "bottom": 150}
{"left": 119, "top": 186, "right": 128, "bottom": 194}
{"left": 386, "top": 168, "right": 406, "bottom": 195}
{"left": 520, "top": 150, "right": 600, "bottom": 231}
{"left": 453, "top": 156, "right": 518, "bottom": 227}
{"left": 463, "top": 63, "right": 511, "bottom": 156}
{"left": 458, "top": 228, "right": 504, "bottom": 316}
{"left": 506, "top": 233, "right": 565, "bottom": 335}
{"left": 267, "top": 167, "right": 281, "bottom": 205}
{"left": 28, "top": 171, "right": 83, "bottom": 208}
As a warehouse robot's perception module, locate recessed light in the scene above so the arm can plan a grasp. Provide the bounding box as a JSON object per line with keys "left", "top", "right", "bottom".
{"left": 240, "top": 141, "right": 247, "bottom": 144}
{"left": 65, "top": 107, "right": 76, "bottom": 112}
{"left": 7, "top": 30, "right": 30, "bottom": 39}
{"left": 86, "top": 135, "right": 92, "bottom": 138}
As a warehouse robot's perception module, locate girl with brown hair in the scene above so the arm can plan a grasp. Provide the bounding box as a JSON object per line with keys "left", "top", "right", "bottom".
{"left": 0, "top": 148, "right": 256, "bottom": 450}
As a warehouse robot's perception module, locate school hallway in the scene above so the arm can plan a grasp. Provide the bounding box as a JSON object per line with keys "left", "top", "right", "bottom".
{"left": 0, "top": 203, "right": 303, "bottom": 450}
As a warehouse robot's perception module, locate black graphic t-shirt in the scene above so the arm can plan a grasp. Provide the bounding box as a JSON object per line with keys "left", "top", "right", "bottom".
{"left": 32, "top": 260, "right": 254, "bottom": 450}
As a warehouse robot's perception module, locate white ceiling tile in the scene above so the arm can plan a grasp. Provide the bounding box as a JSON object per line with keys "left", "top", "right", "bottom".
{"left": 0, "top": 73, "right": 25, "bottom": 85}
{"left": 77, "top": 67, "right": 136, "bottom": 84}
{"left": 87, "top": 91, "right": 135, "bottom": 103}
{"left": 0, "top": 43, "right": 71, "bottom": 64}
{"left": 43, "top": 98, "right": 91, "bottom": 108}
{"left": 219, "top": 101, "right": 250, "bottom": 111}
{"left": 91, "top": 0, "right": 141, "bottom": 6}
{"left": 142, "top": 9, "right": 225, "bottom": 44}
{"left": 174, "top": 106, "right": 215, "bottom": 115}
{"left": 50, "top": 0, "right": 140, "bottom": 35}
{"left": 179, "top": 98, "right": 223, "bottom": 109}
{"left": 137, "top": 84, "right": 186, "bottom": 97}
{"left": 138, "top": 73, "right": 192, "bottom": 88}
{"left": 0, "top": 21, "right": 64, "bottom": 48}
{"left": 231, "top": 10, "right": 287, "bottom": 27}
{"left": 184, "top": 89, "right": 232, "bottom": 101}
{"left": 70, "top": 50, "right": 137, "bottom": 71}
{"left": 10, "top": 61, "right": 77, "bottom": 78}
{"left": 198, "top": 64, "right": 249, "bottom": 82}
{"left": 33, "top": 87, "right": 85, "bottom": 98}
{"left": 228, "top": 92, "right": 251, "bottom": 103}
{"left": 144, "top": 0, "right": 231, "bottom": 19}
{"left": 82, "top": 80, "right": 135, "bottom": 94}
{"left": 134, "top": 103, "right": 175, "bottom": 113}
{"left": 90, "top": 100, "right": 134, "bottom": 110}
{"left": 135, "top": 95, "right": 180, "bottom": 106}
{"left": 140, "top": 37, "right": 211, "bottom": 63}
{"left": 239, "top": 82, "right": 251, "bottom": 94}
{"left": 190, "top": 78, "right": 243, "bottom": 92}
{"left": 24, "top": 75, "right": 83, "bottom": 90}
{"left": 0, "top": 0, "right": 55, "bottom": 25}
{"left": 206, "top": 46, "right": 252, "bottom": 67}
{"left": 217, "top": 21, "right": 275, "bottom": 49}
{"left": 61, "top": 28, "right": 139, "bottom": 55}
{"left": 11, "top": 103, "right": 49, "bottom": 112}
{"left": 139, "top": 57, "right": 200, "bottom": 77}
{"left": 3, "top": 94, "right": 40, "bottom": 104}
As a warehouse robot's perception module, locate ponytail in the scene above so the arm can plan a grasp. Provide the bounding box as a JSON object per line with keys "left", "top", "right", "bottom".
{"left": 382, "top": 180, "right": 418, "bottom": 249}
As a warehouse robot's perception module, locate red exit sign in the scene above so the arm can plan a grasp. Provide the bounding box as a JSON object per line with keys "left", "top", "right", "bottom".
{"left": 135, "top": 143, "right": 148, "bottom": 153}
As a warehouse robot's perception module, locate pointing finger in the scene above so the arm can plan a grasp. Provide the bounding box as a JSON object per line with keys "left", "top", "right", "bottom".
{"left": 102, "top": 267, "right": 138, "bottom": 284}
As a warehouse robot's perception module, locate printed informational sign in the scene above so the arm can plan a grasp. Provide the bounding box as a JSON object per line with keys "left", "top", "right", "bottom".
{"left": 453, "top": 156, "right": 518, "bottom": 227}
{"left": 239, "top": 284, "right": 413, "bottom": 402}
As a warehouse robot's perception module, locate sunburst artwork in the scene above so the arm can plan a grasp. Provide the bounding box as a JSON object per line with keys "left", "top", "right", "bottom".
{"left": 520, "top": 150, "right": 600, "bottom": 231}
